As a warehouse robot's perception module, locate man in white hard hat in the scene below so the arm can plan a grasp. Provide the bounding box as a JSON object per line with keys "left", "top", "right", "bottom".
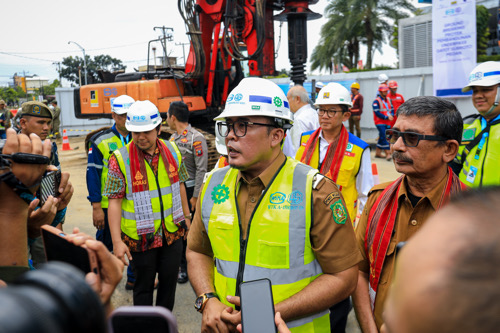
{"left": 105, "top": 100, "right": 192, "bottom": 309}
{"left": 295, "top": 82, "right": 373, "bottom": 332}
{"left": 377, "top": 73, "right": 389, "bottom": 85}
{"left": 452, "top": 61, "right": 500, "bottom": 187}
{"left": 187, "top": 77, "right": 361, "bottom": 332}
{"left": 282, "top": 85, "right": 319, "bottom": 157}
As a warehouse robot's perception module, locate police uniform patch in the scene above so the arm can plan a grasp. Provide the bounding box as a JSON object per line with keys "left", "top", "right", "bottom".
{"left": 32, "top": 105, "right": 41, "bottom": 115}
{"left": 193, "top": 140, "right": 203, "bottom": 156}
{"left": 182, "top": 129, "right": 188, "bottom": 136}
{"left": 108, "top": 142, "right": 118, "bottom": 151}
{"left": 330, "top": 199, "right": 347, "bottom": 225}
{"left": 181, "top": 138, "right": 188, "bottom": 143}
{"left": 462, "top": 128, "right": 476, "bottom": 142}
{"left": 324, "top": 192, "right": 341, "bottom": 205}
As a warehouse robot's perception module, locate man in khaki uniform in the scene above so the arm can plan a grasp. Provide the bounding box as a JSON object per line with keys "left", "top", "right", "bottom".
{"left": 352, "top": 96, "right": 465, "bottom": 332}
{"left": 49, "top": 100, "right": 61, "bottom": 138}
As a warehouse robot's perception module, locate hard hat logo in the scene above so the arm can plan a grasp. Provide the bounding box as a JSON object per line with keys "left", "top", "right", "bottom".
{"left": 469, "top": 72, "right": 483, "bottom": 82}
{"left": 323, "top": 92, "right": 330, "bottom": 99}
{"left": 132, "top": 115, "right": 148, "bottom": 122}
{"left": 234, "top": 93, "right": 243, "bottom": 102}
{"left": 227, "top": 94, "right": 234, "bottom": 102}
{"left": 273, "top": 97, "right": 283, "bottom": 107}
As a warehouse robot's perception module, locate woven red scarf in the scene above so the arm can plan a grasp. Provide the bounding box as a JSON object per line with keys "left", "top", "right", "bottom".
{"left": 364, "top": 167, "right": 466, "bottom": 308}
{"left": 300, "top": 126, "right": 349, "bottom": 183}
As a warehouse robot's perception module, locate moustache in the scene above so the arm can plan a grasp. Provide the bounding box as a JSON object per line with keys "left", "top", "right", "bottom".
{"left": 392, "top": 152, "right": 413, "bottom": 163}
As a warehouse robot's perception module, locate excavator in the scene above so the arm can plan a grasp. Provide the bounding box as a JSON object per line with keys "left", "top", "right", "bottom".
{"left": 74, "top": 0, "right": 320, "bottom": 121}
{"left": 78, "top": 0, "right": 320, "bottom": 167}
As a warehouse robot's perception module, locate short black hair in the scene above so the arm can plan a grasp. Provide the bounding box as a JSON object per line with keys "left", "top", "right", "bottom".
{"left": 168, "top": 101, "right": 189, "bottom": 123}
{"left": 396, "top": 96, "right": 463, "bottom": 145}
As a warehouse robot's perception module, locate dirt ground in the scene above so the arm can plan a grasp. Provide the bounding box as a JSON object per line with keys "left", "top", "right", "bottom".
{"left": 59, "top": 134, "right": 400, "bottom": 332}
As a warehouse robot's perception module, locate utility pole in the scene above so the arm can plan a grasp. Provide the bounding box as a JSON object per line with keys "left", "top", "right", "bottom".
{"left": 53, "top": 62, "right": 62, "bottom": 86}
{"left": 175, "top": 42, "right": 190, "bottom": 65}
{"left": 68, "top": 41, "right": 87, "bottom": 85}
{"left": 154, "top": 26, "right": 173, "bottom": 66}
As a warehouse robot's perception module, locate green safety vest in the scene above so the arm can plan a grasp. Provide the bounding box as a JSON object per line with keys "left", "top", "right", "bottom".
{"left": 457, "top": 115, "right": 500, "bottom": 187}
{"left": 200, "top": 158, "right": 330, "bottom": 332}
{"left": 92, "top": 131, "right": 124, "bottom": 208}
{"left": 114, "top": 140, "right": 182, "bottom": 240}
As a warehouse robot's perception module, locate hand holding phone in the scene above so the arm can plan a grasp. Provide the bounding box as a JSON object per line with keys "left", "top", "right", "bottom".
{"left": 40, "top": 169, "right": 61, "bottom": 205}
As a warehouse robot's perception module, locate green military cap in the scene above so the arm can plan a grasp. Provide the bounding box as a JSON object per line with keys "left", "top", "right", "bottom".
{"left": 20, "top": 101, "right": 53, "bottom": 119}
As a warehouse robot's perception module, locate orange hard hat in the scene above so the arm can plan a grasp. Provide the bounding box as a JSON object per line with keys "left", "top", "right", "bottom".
{"left": 388, "top": 80, "right": 398, "bottom": 89}
{"left": 378, "top": 83, "right": 389, "bottom": 92}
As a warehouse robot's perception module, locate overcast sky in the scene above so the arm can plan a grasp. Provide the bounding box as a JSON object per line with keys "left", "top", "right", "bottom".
{"left": 0, "top": 0, "right": 426, "bottom": 86}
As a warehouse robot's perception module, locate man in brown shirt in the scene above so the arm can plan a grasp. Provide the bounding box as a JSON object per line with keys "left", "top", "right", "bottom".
{"left": 187, "top": 78, "right": 362, "bottom": 332}
{"left": 352, "top": 96, "right": 465, "bottom": 332}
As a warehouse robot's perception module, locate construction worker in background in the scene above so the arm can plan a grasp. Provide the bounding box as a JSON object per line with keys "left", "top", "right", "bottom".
{"left": 315, "top": 81, "right": 324, "bottom": 97}
{"left": 86, "top": 95, "right": 133, "bottom": 249}
{"left": 377, "top": 73, "right": 389, "bottom": 85}
{"left": 105, "top": 100, "right": 191, "bottom": 309}
{"left": 373, "top": 83, "right": 394, "bottom": 160}
{"left": 19, "top": 101, "right": 74, "bottom": 267}
{"left": 387, "top": 80, "right": 405, "bottom": 128}
{"left": 295, "top": 82, "right": 373, "bottom": 332}
{"left": 349, "top": 82, "right": 364, "bottom": 138}
{"left": 452, "top": 61, "right": 500, "bottom": 187}
{"left": 166, "top": 101, "right": 208, "bottom": 284}
{"left": 187, "top": 77, "right": 361, "bottom": 332}
{"left": 352, "top": 96, "right": 465, "bottom": 332}
{"left": 49, "top": 100, "right": 61, "bottom": 139}
{"left": 283, "top": 85, "right": 320, "bottom": 157}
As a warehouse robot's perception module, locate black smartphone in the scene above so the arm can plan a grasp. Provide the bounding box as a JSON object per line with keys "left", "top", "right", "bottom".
{"left": 41, "top": 225, "right": 99, "bottom": 277}
{"left": 240, "top": 278, "right": 277, "bottom": 333}
{"left": 39, "top": 169, "right": 61, "bottom": 205}
{"left": 109, "top": 306, "right": 178, "bottom": 333}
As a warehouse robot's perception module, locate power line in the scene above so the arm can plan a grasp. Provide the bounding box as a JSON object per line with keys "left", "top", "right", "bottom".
{"left": 0, "top": 41, "right": 151, "bottom": 56}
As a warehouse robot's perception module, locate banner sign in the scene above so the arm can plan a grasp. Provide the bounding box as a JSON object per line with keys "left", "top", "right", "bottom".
{"left": 432, "top": 0, "right": 476, "bottom": 97}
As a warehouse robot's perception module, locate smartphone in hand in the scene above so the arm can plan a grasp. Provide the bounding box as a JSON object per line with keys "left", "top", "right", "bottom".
{"left": 39, "top": 169, "right": 61, "bottom": 205}
{"left": 41, "top": 225, "right": 99, "bottom": 279}
{"left": 240, "top": 278, "right": 277, "bottom": 333}
{"left": 109, "top": 306, "right": 178, "bottom": 333}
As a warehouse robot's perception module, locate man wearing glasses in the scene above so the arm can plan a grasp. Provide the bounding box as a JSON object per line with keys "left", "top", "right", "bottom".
{"left": 352, "top": 96, "right": 466, "bottom": 332}
{"left": 187, "top": 77, "right": 362, "bottom": 332}
{"left": 452, "top": 61, "right": 500, "bottom": 187}
{"left": 295, "top": 82, "right": 373, "bottom": 332}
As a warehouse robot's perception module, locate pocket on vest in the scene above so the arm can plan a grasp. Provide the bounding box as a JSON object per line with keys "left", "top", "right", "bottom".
{"left": 257, "top": 240, "right": 289, "bottom": 269}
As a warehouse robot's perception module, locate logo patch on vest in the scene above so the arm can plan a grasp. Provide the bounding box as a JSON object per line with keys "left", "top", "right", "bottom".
{"left": 133, "top": 171, "right": 147, "bottom": 186}
{"left": 324, "top": 192, "right": 341, "bottom": 205}
{"left": 212, "top": 184, "right": 230, "bottom": 204}
{"left": 270, "top": 192, "right": 286, "bottom": 204}
{"left": 287, "top": 190, "right": 303, "bottom": 205}
{"left": 108, "top": 142, "right": 118, "bottom": 151}
{"left": 330, "top": 199, "right": 347, "bottom": 225}
{"left": 462, "top": 128, "right": 476, "bottom": 141}
{"left": 346, "top": 143, "right": 353, "bottom": 152}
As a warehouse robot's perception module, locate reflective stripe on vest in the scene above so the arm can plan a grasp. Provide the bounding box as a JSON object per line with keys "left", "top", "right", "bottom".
{"left": 458, "top": 117, "right": 500, "bottom": 187}
{"left": 200, "top": 158, "right": 330, "bottom": 332}
{"left": 373, "top": 97, "right": 392, "bottom": 126}
{"left": 95, "top": 131, "right": 123, "bottom": 208}
{"left": 114, "top": 140, "right": 182, "bottom": 240}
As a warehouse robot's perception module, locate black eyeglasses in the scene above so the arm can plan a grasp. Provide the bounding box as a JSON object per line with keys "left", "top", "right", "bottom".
{"left": 317, "top": 108, "right": 344, "bottom": 118}
{"left": 385, "top": 129, "right": 449, "bottom": 147}
{"left": 217, "top": 120, "right": 276, "bottom": 138}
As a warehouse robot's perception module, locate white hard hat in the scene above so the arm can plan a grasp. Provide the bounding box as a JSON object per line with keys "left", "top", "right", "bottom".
{"left": 215, "top": 121, "right": 228, "bottom": 155}
{"left": 289, "top": 82, "right": 294, "bottom": 88}
{"left": 112, "top": 95, "right": 135, "bottom": 114}
{"left": 125, "top": 100, "right": 162, "bottom": 132}
{"left": 214, "top": 77, "right": 293, "bottom": 129}
{"left": 462, "top": 61, "right": 500, "bottom": 92}
{"left": 377, "top": 73, "right": 389, "bottom": 84}
{"left": 316, "top": 81, "right": 324, "bottom": 89}
{"left": 314, "top": 82, "right": 353, "bottom": 108}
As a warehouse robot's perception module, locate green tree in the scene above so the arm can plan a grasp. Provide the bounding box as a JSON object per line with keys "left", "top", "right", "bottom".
{"left": 0, "top": 87, "right": 20, "bottom": 105}
{"left": 476, "top": 5, "right": 490, "bottom": 56}
{"left": 43, "top": 80, "right": 61, "bottom": 96}
{"left": 59, "top": 54, "right": 126, "bottom": 85}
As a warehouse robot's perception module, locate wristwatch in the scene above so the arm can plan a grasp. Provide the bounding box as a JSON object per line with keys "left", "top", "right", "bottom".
{"left": 194, "top": 292, "right": 219, "bottom": 313}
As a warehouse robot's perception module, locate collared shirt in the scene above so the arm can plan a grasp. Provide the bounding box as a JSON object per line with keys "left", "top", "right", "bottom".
{"left": 283, "top": 104, "right": 320, "bottom": 158}
{"left": 318, "top": 130, "right": 373, "bottom": 214}
{"left": 104, "top": 142, "right": 189, "bottom": 252}
{"left": 355, "top": 172, "right": 451, "bottom": 329}
{"left": 169, "top": 124, "right": 208, "bottom": 197}
{"left": 189, "top": 152, "right": 363, "bottom": 275}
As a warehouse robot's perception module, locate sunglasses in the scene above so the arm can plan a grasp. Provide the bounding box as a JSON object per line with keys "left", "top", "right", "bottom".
{"left": 385, "top": 129, "right": 449, "bottom": 147}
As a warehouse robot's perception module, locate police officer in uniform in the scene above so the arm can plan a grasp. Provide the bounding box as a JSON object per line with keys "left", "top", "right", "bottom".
{"left": 452, "top": 61, "right": 500, "bottom": 187}
{"left": 166, "top": 101, "right": 208, "bottom": 283}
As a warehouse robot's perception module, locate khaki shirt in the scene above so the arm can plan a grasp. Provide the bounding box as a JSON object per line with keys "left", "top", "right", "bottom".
{"left": 189, "top": 152, "right": 362, "bottom": 275}
{"left": 355, "top": 173, "right": 450, "bottom": 329}
{"left": 169, "top": 124, "right": 208, "bottom": 197}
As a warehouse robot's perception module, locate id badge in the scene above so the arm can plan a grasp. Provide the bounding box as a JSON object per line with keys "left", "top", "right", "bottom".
{"left": 466, "top": 166, "right": 478, "bottom": 184}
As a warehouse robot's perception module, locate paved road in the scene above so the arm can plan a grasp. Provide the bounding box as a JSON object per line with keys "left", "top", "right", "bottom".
{"left": 60, "top": 135, "right": 400, "bottom": 332}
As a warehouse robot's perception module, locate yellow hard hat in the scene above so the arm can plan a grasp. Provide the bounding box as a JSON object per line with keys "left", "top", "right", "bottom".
{"left": 351, "top": 82, "right": 360, "bottom": 90}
